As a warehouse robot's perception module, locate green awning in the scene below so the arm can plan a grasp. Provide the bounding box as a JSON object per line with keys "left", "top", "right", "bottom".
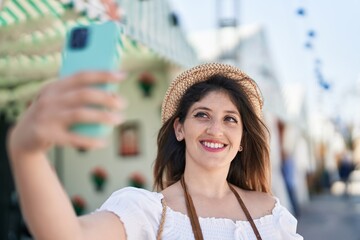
{"left": 0, "top": 0, "right": 197, "bottom": 121}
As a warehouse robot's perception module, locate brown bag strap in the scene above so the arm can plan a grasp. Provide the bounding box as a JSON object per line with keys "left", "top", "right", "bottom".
{"left": 181, "top": 176, "right": 204, "bottom": 240}
{"left": 228, "top": 184, "right": 262, "bottom": 240}
{"left": 156, "top": 198, "right": 167, "bottom": 240}
{"left": 180, "top": 175, "right": 262, "bottom": 240}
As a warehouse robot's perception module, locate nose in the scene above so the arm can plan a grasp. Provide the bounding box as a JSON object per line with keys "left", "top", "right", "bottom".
{"left": 206, "top": 119, "right": 224, "bottom": 137}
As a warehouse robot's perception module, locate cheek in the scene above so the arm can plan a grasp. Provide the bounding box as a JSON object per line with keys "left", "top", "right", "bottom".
{"left": 231, "top": 130, "right": 243, "bottom": 145}
{"left": 183, "top": 121, "right": 204, "bottom": 139}
{"left": 184, "top": 130, "right": 198, "bottom": 142}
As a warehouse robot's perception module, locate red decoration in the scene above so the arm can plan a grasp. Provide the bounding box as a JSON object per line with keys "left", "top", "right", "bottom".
{"left": 128, "top": 172, "right": 146, "bottom": 188}
{"left": 138, "top": 72, "right": 156, "bottom": 97}
{"left": 71, "top": 195, "right": 86, "bottom": 215}
{"left": 91, "top": 166, "right": 108, "bottom": 192}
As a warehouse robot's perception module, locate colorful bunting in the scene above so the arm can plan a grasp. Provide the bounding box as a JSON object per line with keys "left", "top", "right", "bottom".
{"left": 296, "top": 8, "right": 306, "bottom": 16}
{"left": 295, "top": 2, "right": 331, "bottom": 91}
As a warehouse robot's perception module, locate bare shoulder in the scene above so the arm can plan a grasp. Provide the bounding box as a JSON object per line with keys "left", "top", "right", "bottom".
{"left": 161, "top": 181, "right": 186, "bottom": 213}
{"left": 237, "top": 187, "right": 276, "bottom": 219}
{"left": 161, "top": 181, "right": 183, "bottom": 201}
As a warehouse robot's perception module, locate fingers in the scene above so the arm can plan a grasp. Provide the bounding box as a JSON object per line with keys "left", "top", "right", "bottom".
{"left": 49, "top": 108, "right": 124, "bottom": 150}
{"left": 61, "top": 88, "right": 127, "bottom": 111}
{"left": 21, "top": 71, "right": 128, "bottom": 151}
{"left": 37, "top": 71, "right": 127, "bottom": 111}
{"left": 36, "top": 71, "right": 127, "bottom": 108}
{"left": 59, "top": 71, "right": 126, "bottom": 91}
{"left": 61, "top": 132, "right": 107, "bottom": 149}
{"left": 62, "top": 108, "right": 124, "bottom": 126}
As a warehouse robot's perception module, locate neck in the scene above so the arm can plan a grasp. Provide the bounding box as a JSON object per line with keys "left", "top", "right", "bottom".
{"left": 182, "top": 167, "right": 231, "bottom": 199}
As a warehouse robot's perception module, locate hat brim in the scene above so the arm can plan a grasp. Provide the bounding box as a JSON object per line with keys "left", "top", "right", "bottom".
{"left": 161, "top": 63, "right": 263, "bottom": 124}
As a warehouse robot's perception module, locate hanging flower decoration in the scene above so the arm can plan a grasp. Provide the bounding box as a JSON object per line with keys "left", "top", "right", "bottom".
{"left": 90, "top": 166, "right": 108, "bottom": 192}
{"left": 71, "top": 195, "right": 86, "bottom": 216}
{"left": 128, "top": 172, "right": 146, "bottom": 188}
{"left": 138, "top": 72, "right": 156, "bottom": 97}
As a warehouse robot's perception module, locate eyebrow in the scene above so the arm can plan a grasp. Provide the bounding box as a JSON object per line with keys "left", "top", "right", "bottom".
{"left": 191, "top": 106, "right": 240, "bottom": 116}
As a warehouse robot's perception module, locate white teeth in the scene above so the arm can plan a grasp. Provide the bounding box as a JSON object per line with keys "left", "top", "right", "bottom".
{"left": 203, "top": 141, "right": 224, "bottom": 149}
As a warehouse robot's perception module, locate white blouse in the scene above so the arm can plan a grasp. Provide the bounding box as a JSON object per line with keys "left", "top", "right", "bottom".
{"left": 98, "top": 187, "right": 303, "bottom": 240}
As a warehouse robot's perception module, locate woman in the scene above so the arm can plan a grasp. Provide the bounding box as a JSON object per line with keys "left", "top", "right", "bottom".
{"left": 8, "top": 63, "right": 303, "bottom": 239}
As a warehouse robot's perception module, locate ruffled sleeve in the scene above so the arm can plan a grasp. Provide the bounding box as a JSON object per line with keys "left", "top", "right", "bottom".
{"left": 96, "top": 187, "right": 163, "bottom": 240}
{"left": 273, "top": 198, "right": 304, "bottom": 240}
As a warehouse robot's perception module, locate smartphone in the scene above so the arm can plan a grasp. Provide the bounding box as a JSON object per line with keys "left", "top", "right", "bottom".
{"left": 60, "top": 21, "right": 121, "bottom": 138}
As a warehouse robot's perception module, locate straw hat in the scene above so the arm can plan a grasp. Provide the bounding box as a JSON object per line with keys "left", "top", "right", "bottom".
{"left": 161, "top": 63, "right": 264, "bottom": 123}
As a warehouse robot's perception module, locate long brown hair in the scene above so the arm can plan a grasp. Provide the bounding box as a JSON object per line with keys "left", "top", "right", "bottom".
{"left": 153, "top": 75, "right": 271, "bottom": 192}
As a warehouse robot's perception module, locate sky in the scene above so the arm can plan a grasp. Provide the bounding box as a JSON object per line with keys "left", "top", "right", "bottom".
{"left": 169, "top": 0, "right": 360, "bottom": 126}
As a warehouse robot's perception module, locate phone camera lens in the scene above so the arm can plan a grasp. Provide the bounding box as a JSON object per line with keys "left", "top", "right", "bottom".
{"left": 70, "top": 27, "right": 88, "bottom": 49}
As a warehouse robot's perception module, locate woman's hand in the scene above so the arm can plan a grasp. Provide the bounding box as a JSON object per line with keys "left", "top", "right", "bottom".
{"left": 8, "top": 71, "right": 127, "bottom": 156}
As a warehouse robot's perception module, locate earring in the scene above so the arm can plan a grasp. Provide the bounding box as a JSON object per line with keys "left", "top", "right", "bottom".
{"left": 239, "top": 146, "right": 243, "bottom": 152}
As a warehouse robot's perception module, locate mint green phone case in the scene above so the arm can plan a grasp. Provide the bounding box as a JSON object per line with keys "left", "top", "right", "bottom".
{"left": 60, "top": 21, "right": 121, "bottom": 138}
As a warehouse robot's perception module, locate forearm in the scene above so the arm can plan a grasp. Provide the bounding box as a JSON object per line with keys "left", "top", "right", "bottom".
{"left": 10, "top": 151, "right": 83, "bottom": 240}
{"left": 6, "top": 71, "right": 126, "bottom": 240}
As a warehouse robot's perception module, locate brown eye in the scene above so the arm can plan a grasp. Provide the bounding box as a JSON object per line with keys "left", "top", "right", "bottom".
{"left": 224, "top": 116, "right": 238, "bottom": 123}
{"left": 194, "top": 112, "right": 208, "bottom": 118}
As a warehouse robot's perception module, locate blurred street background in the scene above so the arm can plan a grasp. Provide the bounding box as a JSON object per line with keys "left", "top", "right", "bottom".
{"left": 1, "top": 0, "right": 359, "bottom": 239}
{"left": 298, "top": 194, "right": 360, "bottom": 240}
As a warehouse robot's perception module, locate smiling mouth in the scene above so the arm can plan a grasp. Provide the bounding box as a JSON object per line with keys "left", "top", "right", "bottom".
{"left": 201, "top": 141, "right": 227, "bottom": 149}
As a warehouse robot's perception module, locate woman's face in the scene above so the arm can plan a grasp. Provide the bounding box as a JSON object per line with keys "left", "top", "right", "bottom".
{"left": 174, "top": 90, "right": 243, "bottom": 171}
